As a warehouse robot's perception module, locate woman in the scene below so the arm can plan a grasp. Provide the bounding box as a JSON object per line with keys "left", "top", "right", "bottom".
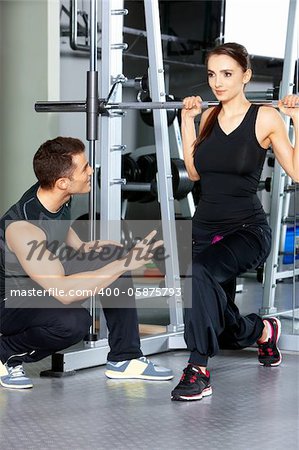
{"left": 171, "top": 42, "right": 299, "bottom": 401}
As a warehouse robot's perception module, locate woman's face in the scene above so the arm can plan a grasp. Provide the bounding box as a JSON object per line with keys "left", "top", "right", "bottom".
{"left": 207, "top": 54, "right": 251, "bottom": 102}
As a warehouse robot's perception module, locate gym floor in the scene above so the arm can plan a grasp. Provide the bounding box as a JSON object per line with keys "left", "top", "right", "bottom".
{"left": 0, "top": 278, "right": 298, "bottom": 450}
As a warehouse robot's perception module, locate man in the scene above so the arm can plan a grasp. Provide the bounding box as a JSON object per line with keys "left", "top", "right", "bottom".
{"left": 0, "top": 136, "right": 173, "bottom": 389}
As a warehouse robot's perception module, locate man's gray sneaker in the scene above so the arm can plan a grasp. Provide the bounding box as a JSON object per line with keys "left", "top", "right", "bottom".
{"left": 105, "top": 356, "right": 173, "bottom": 380}
{"left": 0, "top": 365, "right": 33, "bottom": 389}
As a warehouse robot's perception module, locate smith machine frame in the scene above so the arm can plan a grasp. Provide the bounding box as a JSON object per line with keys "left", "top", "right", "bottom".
{"left": 36, "top": 0, "right": 298, "bottom": 374}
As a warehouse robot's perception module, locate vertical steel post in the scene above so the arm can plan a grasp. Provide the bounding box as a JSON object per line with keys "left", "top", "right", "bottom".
{"left": 98, "top": 0, "right": 125, "bottom": 339}
{"left": 87, "top": 0, "right": 98, "bottom": 339}
{"left": 144, "top": 0, "right": 184, "bottom": 330}
{"left": 218, "top": 0, "right": 226, "bottom": 45}
{"left": 261, "top": 0, "right": 298, "bottom": 315}
{"left": 99, "top": 0, "right": 125, "bottom": 241}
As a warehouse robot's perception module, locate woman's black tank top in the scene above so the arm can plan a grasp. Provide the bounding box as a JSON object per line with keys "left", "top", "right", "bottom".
{"left": 193, "top": 104, "right": 268, "bottom": 233}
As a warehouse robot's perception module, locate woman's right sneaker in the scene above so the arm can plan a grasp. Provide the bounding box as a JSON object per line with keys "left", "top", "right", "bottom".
{"left": 171, "top": 364, "right": 212, "bottom": 401}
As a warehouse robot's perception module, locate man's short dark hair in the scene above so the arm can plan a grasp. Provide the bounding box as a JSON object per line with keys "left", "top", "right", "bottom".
{"left": 33, "top": 137, "right": 85, "bottom": 189}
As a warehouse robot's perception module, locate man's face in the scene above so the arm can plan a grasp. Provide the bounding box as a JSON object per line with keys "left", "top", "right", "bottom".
{"left": 67, "top": 152, "right": 93, "bottom": 194}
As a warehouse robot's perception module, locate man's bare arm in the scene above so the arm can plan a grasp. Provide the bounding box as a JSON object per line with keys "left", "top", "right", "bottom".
{"left": 6, "top": 222, "right": 160, "bottom": 305}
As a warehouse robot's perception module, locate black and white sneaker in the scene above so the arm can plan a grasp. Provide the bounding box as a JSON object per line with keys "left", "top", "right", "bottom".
{"left": 171, "top": 364, "right": 212, "bottom": 401}
{"left": 258, "top": 317, "right": 282, "bottom": 367}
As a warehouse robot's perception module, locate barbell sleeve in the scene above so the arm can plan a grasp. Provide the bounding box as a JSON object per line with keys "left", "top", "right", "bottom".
{"left": 35, "top": 101, "right": 86, "bottom": 113}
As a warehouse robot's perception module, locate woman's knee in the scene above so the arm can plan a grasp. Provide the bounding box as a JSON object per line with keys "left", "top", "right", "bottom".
{"left": 193, "top": 244, "right": 239, "bottom": 284}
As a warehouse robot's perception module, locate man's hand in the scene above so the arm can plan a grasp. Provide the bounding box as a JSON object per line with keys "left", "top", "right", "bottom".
{"left": 120, "top": 230, "right": 163, "bottom": 271}
{"left": 82, "top": 240, "right": 123, "bottom": 253}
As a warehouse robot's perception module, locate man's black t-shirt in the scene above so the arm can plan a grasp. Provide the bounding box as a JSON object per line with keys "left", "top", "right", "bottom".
{"left": 0, "top": 183, "right": 72, "bottom": 303}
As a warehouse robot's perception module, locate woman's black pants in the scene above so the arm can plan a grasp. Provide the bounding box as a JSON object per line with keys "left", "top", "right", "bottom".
{"left": 0, "top": 247, "right": 142, "bottom": 367}
{"left": 185, "top": 223, "right": 272, "bottom": 366}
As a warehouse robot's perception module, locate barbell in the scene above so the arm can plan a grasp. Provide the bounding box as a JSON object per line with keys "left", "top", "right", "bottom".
{"left": 35, "top": 99, "right": 298, "bottom": 114}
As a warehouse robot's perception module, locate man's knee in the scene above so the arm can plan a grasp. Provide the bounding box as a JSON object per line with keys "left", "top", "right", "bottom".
{"left": 69, "top": 308, "right": 92, "bottom": 339}
{"left": 53, "top": 308, "right": 92, "bottom": 341}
